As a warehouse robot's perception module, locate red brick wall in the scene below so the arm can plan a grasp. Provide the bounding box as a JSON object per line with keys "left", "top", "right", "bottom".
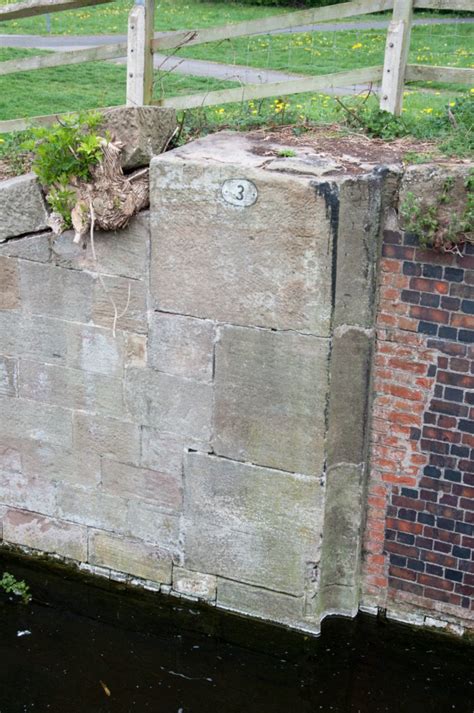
{"left": 363, "top": 228, "right": 474, "bottom": 624}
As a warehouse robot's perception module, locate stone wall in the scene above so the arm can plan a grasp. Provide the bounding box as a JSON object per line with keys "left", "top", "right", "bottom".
{"left": 0, "top": 132, "right": 382, "bottom": 634}
{"left": 0, "top": 133, "right": 472, "bottom": 636}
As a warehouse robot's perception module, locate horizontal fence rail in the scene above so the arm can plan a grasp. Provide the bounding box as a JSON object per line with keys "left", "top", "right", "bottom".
{"left": 0, "top": 42, "right": 128, "bottom": 76}
{"left": 0, "top": 0, "right": 112, "bottom": 21}
{"left": 156, "top": 66, "right": 384, "bottom": 110}
{"left": 406, "top": 64, "right": 474, "bottom": 84}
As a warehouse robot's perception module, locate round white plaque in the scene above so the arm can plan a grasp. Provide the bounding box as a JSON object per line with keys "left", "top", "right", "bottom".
{"left": 221, "top": 179, "right": 258, "bottom": 207}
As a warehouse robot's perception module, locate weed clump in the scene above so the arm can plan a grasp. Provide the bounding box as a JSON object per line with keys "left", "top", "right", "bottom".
{"left": 0, "top": 572, "right": 31, "bottom": 604}
{"left": 435, "top": 95, "right": 474, "bottom": 158}
{"left": 401, "top": 171, "right": 474, "bottom": 253}
{"left": 22, "top": 111, "right": 106, "bottom": 229}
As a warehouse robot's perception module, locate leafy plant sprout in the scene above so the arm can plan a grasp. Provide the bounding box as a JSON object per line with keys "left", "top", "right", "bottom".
{"left": 277, "top": 148, "right": 297, "bottom": 157}
{"left": 22, "top": 111, "right": 107, "bottom": 228}
{"left": 0, "top": 572, "right": 32, "bottom": 604}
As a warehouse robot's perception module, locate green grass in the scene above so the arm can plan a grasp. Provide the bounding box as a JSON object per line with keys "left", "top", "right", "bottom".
{"left": 0, "top": 0, "right": 283, "bottom": 35}
{"left": 0, "top": 0, "right": 467, "bottom": 36}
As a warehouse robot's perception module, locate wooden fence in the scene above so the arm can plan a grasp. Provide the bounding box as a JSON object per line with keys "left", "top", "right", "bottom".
{"left": 0, "top": 0, "right": 473, "bottom": 133}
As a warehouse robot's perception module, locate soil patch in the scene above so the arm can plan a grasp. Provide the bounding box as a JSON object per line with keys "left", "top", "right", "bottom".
{"left": 246, "top": 124, "right": 450, "bottom": 173}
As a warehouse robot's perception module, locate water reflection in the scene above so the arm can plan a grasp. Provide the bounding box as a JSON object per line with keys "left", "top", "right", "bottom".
{"left": 0, "top": 552, "right": 473, "bottom": 713}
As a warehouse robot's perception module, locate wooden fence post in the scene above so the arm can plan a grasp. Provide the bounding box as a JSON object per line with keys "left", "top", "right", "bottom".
{"left": 126, "top": 0, "right": 155, "bottom": 107}
{"left": 379, "top": 0, "right": 413, "bottom": 116}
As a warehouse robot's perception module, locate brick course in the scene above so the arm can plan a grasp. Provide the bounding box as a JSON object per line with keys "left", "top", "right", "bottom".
{"left": 364, "top": 232, "right": 474, "bottom": 619}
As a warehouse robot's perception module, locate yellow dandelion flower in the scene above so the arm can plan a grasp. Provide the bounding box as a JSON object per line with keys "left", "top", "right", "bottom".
{"left": 352, "top": 42, "right": 363, "bottom": 50}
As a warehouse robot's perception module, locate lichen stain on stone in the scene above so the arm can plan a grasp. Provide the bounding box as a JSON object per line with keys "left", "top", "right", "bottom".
{"left": 312, "top": 182, "right": 340, "bottom": 308}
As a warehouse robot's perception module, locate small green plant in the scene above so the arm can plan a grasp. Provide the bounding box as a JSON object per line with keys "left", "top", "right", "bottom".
{"left": 401, "top": 171, "right": 474, "bottom": 252}
{"left": 358, "top": 107, "right": 408, "bottom": 140}
{"left": 336, "top": 96, "right": 409, "bottom": 140}
{"left": 22, "top": 111, "right": 106, "bottom": 228}
{"left": 277, "top": 148, "right": 296, "bottom": 157}
{"left": 0, "top": 572, "right": 32, "bottom": 604}
{"left": 46, "top": 185, "right": 77, "bottom": 224}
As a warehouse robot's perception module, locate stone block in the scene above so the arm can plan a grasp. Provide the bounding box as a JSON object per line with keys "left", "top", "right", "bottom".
{"left": 183, "top": 453, "right": 323, "bottom": 595}
{"left": 57, "top": 485, "right": 128, "bottom": 532}
{"left": 148, "top": 312, "right": 214, "bottom": 383}
{"left": 0, "top": 395, "right": 73, "bottom": 447}
{"left": 19, "top": 260, "right": 94, "bottom": 323}
{"left": 73, "top": 412, "right": 140, "bottom": 464}
{"left": 399, "top": 163, "right": 472, "bottom": 218}
{"left": 52, "top": 211, "right": 149, "bottom": 280}
{"left": 101, "top": 458, "right": 182, "bottom": 511}
{"left": 92, "top": 274, "right": 147, "bottom": 334}
{"left": 217, "top": 579, "right": 308, "bottom": 628}
{"left": 2, "top": 509, "right": 87, "bottom": 561}
{"left": 0, "top": 257, "right": 20, "bottom": 310}
{"left": 0, "top": 313, "right": 126, "bottom": 378}
{"left": 0, "top": 312, "right": 65, "bottom": 364}
{"left": 89, "top": 530, "right": 173, "bottom": 583}
{"left": 318, "top": 463, "right": 364, "bottom": 617}
{"left": 101, "top": 106, "right": 177, "bottom": 170}
{"left": 0, "top": 469, "right": 57, "bottom": 517}
{"left": 0, "top": 173, "right": 49, "bottom": 242}
{"left": 140, "top": 428, "right": 208, "bottom": 473}
{"left": 19, "top": 360, "right": 124, "bottom": 418}
{"left": 66, "top": 321, "right": 126, "bottom": 377}
{"left": 127, "top": 499, "right": 181, "bottom": 552}
{"left": 0, "top": 231, "right": 51, "bottom": 263}
{"left": 0, "top": 355, "right": 17, "bottom": 396}
{"left": 327, "top": 326, "right": 373, "bottom": 467}
{"left": 173, "top": 567, "right": 216, "bottom": 601}
{"left": 125, "top": 368, "right": 212, "bottom": 442}
{"left": 21, "top": 440, "right": 101, "bottom": 488}
{"left": 214, "top": 325, "right": 328, "bottom": 475}
{"left": 150, "top": 134, "right": 333, "bottom": 335}
{"left": 334, "top": 177, "right": 381, "bottom": 329}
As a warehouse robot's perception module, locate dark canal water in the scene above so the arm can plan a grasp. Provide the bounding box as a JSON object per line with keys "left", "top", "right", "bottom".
{"left": 0, "top": 550, "right": 473, "bottom": 713}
